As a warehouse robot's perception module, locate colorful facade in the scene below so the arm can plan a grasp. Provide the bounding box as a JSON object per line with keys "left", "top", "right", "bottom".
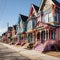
{"left": 11, "top": 25, "right": 17, "bottom": 44}
{"left": 7, "top": 27, "right": 12, "bottom": 43}
{"left": 32, "top": 0, "right": 60, "bottom": 51}
{"left": 16, "top": 0, "right": 60, "bottom": 52}
{"left": 2, "top": 0, "right": 60, "bottom": 52}
{"left": 2, "top": 32, "right": 7, "bottom": 43}
{"left": 16, "top": 14, "right": 28, "bottom": 45}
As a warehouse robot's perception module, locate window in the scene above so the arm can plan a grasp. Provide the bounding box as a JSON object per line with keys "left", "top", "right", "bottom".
{"left": 59, "top": 28, "right": 60, "bottom": 40}
{"left": 54, "top": 13, "right": 57, "bottom": 22}
{"left": 42, "top": 12, "right": 54, "bottom": 23}
{"left": 48, "top": 13, "right": 53, "bottom": 22}
{"left": 51, "top": 30, "right": 55, "bottom": 40}
{"left": 45, "top": 14, "right": 48, "bottom": 23}
{"left": 33, "top": 19, "right": 37, "bottom": 28}
{"left": 27, "top": 20, "right": 32, "bottom": 31}
{"left": 58, "top": 12, "right": 60, "bottom": 23}
{"left": 42, "top": 14, "right": 48, "bottom": 23}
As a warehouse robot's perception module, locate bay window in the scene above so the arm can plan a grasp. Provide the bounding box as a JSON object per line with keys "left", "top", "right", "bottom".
{"left": 42, "top": 12, "right": 54, "bottom": 23}
{"left": 48, "top": 13, "right": 53, "bottom": 22}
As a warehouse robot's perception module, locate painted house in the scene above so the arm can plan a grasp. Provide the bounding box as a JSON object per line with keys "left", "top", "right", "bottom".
{"left": 2, "top": 32, "right": 7, "bottom": 43}
{"left": 11, "top": 25, "right": 17, "bottom": 38}
{"left": 33, "top": 0, "right": 60, "bottom": 52}
{"left": 26, "top": 4, "right": 39, "bottom": 43}
{"left": 15, "top": 0, "right": 60, "bottom": 51}
{"left": 11, "top": 25, "right": 17, "bottom": 44}
{"left": 16, "top": 14, "right": 28, "bottom": 43}
{"left": 7, "top": 26, "right": 12, "bottom": 43}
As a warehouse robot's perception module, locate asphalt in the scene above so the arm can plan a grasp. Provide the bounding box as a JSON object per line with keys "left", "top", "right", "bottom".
{"left": 0, "top": 42, "right": 60, "bottom": 60}
{"left": 0, "top": 43, "right": 31, "bottom": 60}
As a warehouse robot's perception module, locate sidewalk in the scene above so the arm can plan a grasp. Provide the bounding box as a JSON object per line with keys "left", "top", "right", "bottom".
{"left": 0, "top": 42, "right": 60, "bottom": 60}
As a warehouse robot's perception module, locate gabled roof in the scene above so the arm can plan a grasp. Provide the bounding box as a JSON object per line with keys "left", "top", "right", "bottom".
{"left": 39, "top": 0, "right": 60, "bottom": 11}
{"left": 33, "top": 4, "right": 39, "bottom": 12}
{"left": 52, "top": 0, "right": 60, "bottom": 8}
{"left": 8, "top": 27, "right": 12, "bottom": 31}
{"left": 13, "top": 25, "right": 17, "bottom": 30}
{"left": 2, "top": 32, "right": 7, "bottom": 36}
{"left": 20, "top": 14, "right": 28, "bottom": 22}
{"left": 28, "top": 4, "right": 39, "bottom": 19}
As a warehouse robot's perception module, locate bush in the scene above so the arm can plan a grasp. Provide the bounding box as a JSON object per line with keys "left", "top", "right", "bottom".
{"left": 27, "top": 43, "right": 33, "bottom": 49}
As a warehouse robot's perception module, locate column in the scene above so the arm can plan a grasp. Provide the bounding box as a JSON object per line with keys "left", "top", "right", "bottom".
{"left": 32, "top": 32, "right": 35, "bottom": 42}
{"left": 35, "top": 31, "right": 37, "bottom": 42}
{"left": 40, "top": 31, "right": 41, "bottom": 43}
{"left": 45, "top": 29, "right": 46, "bottom": 41}
{"left": 48, "top": 29, "right": 49, "bottom": 40}
{"left": 26, "top": 33, "right": 28, "bottom": 42}
{"left": 23, "top": 34, "right": 24, "bottom": 40}
{"left": 17, "top": 34, "right": 20, "bottom": 41}
{"left": 55, "top": 28, "right": 59, "bottom": 45}
{"left": 59, "top": 28, "right": 60, "bottom": 40}
{"left": 50, "top": 30, "right": 51, "bottom": 39}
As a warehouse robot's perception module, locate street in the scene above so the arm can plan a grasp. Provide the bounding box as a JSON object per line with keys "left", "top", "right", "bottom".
{"left": 0, "top": 43, "right": 31, "bottom": 60}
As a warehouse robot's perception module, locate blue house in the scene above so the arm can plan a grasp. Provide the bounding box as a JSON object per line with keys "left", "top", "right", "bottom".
{"left": 16, "top": 14, "right": 28, "bottom": 41}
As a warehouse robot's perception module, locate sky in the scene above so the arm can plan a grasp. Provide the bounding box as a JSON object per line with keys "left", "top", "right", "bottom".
{"left": 0, "top": 0, "right": 60, "bottom": 36}
{"left": 0, "top": 0, "right": 41, "bottom": 36}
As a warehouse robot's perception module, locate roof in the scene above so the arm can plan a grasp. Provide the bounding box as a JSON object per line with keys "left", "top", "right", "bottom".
{"left": 8, "top": 27, "right": 12, "bottom": 31}
{"left": 20, "top": 14, "right": 28, "bottom": 22}
{"left": 52, "top": 0, "right": 60, "bottom": 8}
{"left": 40, "top": 0, "right": 60, "bottom": 10}
{"left": 28, "top": 4, "right": 39, "bottom": 19}
{"left": 13, "top": 25, "right": 17, "bottom": 30}
{"left": 2, "top": 32, "right": 7, "bottom": 36}
{"left": 33, "top": 4, "right": 39, "bottom": 12}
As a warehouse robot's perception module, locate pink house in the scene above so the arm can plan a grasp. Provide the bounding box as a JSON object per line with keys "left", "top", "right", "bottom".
{"left": 32, "top": 0, "right": 60, "bottom": 52}
{"left": 16, "top": 0, "right": 60, "bottom": 52}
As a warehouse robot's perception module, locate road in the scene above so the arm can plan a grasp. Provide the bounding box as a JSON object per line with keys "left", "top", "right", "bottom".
{"left": 0, "top": 43, "right": 31, "bottom": 60}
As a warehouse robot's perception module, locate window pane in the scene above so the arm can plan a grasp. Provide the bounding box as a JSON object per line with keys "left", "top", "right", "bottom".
{"left": 45, "top": 14, "right": 48, "bottom": 23}
{"left": 49, "top": 13, "right": 53, "bottom": 22}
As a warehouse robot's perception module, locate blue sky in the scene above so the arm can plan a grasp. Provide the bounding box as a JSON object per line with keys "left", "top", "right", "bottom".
{"left": 0, "top": 0, "right": 60, "bottom": 36}
{"left": 0, "top": 0, "right": 41, "bottom": 35}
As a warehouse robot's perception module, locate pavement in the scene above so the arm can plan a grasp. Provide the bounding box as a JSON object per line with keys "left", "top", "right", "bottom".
{"left": 0, "top": 42, "right": 60, "bottom": 60}
{"left": 0, "top": 43, "right": 30, "bottom": 60}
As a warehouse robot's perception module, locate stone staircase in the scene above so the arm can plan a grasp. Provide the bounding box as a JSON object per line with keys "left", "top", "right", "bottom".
{"left": 34, "top": 40, "right": 58, "bottom": 52}
{"left": 34, "top": 43, "right": 44, "bottom": 52}
{"left": 34, "top": 40, "right": 51, "bottom": 52}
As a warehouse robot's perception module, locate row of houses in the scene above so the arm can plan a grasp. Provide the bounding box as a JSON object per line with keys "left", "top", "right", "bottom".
{"left": 2, "top": 0, "right": 60, "bottom": 52}
{"left": 2, "top": 25, "right": 17, "bottom": 44}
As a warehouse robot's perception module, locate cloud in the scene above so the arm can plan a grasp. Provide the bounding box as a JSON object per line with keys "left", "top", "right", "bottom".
{"left": 0, "top": 28, "right": 7, "bottom": 35}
